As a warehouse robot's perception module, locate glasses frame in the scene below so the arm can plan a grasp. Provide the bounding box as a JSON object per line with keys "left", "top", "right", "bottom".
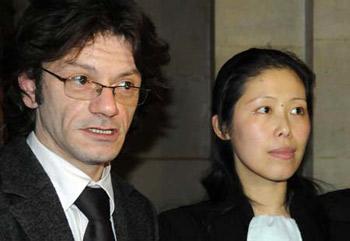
{"left": 40, "top": 67, "right": 150, "bottom": 106}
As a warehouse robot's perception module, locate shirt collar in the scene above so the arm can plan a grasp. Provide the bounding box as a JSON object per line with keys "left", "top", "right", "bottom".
{"left": 26, "top": 132, "right": 115, "bottom": 215}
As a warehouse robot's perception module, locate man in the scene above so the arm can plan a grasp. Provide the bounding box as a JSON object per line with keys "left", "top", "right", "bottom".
{"left": 0, "top": 0, "right": 169, "bottom": 240}
{"left": 320, "top": 189, "right": 350, "bottom": 240}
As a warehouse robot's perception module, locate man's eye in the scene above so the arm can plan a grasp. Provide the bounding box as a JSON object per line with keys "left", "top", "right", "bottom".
{"left": 71, "top": 75, "right": 88, "bottom": 85}
{"left": 256, "top": 106, "right": 271, "bottom": 114}
{"left": 291, "top": 107, "right": 305, "bottom": 115}
{"left": 119, "top": 81, "right": 134, "bottom": 89}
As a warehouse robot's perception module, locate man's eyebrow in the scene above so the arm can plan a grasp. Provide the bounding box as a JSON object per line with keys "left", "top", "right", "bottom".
{"left": 65, "top": 62, "right": 97, "bottom": 72}
{"left": 118, "top": 69, "right": 141, "bottom": 78}
{"left": 65, "top": 62, "right": 140, "bottom": 78}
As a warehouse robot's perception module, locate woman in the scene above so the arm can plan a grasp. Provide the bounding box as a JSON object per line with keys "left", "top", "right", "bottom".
{"left": 159, "top": 48, "right": 328, "bottom": 241}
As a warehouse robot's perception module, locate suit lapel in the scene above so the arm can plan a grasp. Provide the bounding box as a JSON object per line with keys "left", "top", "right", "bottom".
{"left": 111, "top": 175, "right": 129, "bottom": 241}
{"left": 290, "top": 193, "right": 327, "bottom": 241}
{"left": 10, "top": 186, "right": 74, "bottom": 241}
{"left": 1, "top": 138, "right": 74, "bottom": 241}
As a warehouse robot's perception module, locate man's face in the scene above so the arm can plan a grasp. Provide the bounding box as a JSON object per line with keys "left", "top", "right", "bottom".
{"left": 21, "top": 34, "right": 140, "bottom": 178}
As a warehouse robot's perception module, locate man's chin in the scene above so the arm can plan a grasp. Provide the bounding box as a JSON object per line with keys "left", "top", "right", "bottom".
{"left": 82, "top": 159, "right": 112, "bottom": 166}
{"left": 82, "top": 152, "right": 119, "bottom": 165}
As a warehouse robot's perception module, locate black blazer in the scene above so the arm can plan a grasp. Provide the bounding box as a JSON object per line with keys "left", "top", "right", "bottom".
{"left": 159, "top": 192, "right": 328, "bottom": 241}
{"left": 0, "top": 137, "right": 157, "bottom": 241}
{"left": 320, "top": 188, "right": 350, "bottom": 241}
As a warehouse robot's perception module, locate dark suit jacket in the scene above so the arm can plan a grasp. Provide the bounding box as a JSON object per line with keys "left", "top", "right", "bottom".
{"left": 320, "top": 188, "right": 350, "bottom": 241}
{"left": 159, "top": 192, "right": 328, "bottom": 241}
{"left": 0, "top": 137, "right": 157, "bottom": 241}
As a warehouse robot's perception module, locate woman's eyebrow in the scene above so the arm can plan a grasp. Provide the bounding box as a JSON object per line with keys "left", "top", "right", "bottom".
{"left": 246, "top": 96, "right": 275, "bottom": 104}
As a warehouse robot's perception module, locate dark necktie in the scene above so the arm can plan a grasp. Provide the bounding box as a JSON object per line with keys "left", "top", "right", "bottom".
{"left": 75, "top": 187, "right": 115, "bottom": 241}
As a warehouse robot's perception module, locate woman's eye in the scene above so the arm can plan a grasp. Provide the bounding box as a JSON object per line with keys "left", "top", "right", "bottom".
{"left": 71, "top": 75, "right": 88, "bottom": 85}
{"left": 256, "top": 106, "right": 271, "bottom": 114}
{"left": 291, "top": 107, "right": 305, "bottom": 115}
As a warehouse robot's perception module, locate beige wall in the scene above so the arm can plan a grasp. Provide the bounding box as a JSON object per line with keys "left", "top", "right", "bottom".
{"left": 216, "top": 0, "right": 350, "bottom": 191}
{"left": 215, "top": 0, "right": 306, "bottom": 72}
{"left": 313, "top": 0, "right": 350, "bottom": 190}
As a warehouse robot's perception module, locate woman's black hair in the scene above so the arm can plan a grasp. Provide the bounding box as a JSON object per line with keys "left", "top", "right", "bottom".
{"left": 202, "top": 48, "right": 317, "bottom": 203}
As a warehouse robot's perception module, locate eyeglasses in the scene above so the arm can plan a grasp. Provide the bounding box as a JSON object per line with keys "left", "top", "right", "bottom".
{"left": 40, "top": 67, "right": 150, "bottom": 106}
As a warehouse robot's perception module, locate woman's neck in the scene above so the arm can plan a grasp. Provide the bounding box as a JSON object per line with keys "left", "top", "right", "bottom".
{"left": 248, "top": 183, "right": 289, "bottom": 216}
{"left": 240, "top": 174, "right": 289, "bottom": 216}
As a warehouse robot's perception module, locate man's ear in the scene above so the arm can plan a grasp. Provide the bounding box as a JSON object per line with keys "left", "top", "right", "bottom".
{"left": 211, "top": 115, "right": 230, "bottom": 140}
{"left": 18, "top": 72, "right": 39, "bottom": 109}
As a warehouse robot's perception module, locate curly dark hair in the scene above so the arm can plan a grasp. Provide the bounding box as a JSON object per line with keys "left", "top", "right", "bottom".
{"left": 2, "top": 0, "right": 170, "bottom": 139}
{"left": 203, "top": 48, "right": 318, "bottom": 203}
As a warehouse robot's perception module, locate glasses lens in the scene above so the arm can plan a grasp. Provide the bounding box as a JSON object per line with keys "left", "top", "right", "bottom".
{"left": 64, "top": 79, "right": 149, "bottom": 106}
{"left": 64, "top": 78, "right": 97, "bottom": 100}
{"left": 114, "top": 87, "right": 140, "bottom": 106}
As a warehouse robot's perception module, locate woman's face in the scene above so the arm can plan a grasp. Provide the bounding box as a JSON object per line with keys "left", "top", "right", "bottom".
{"left": 213, "top": 68, "right": 310, "bottom": 185}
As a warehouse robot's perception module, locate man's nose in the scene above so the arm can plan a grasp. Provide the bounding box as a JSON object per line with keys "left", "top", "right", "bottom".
{"left": 89, "top": 87, "right": 119, "bottom": 117}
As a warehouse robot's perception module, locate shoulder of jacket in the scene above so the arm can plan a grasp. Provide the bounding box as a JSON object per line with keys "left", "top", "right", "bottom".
{"left": 319, "top": 189, "right": 350, "bottom": 221}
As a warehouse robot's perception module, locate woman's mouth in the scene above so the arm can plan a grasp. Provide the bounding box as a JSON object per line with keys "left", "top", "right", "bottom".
{"left": 268, "top": 147, "right": 296, "bottom": 160}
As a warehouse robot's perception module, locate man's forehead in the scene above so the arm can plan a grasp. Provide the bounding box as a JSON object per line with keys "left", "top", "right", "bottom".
{"left": 70, "top": 34, "right": 131, "bottom": 59}
{"left": 46, "top": 34, "right": 135, "bottom": 69}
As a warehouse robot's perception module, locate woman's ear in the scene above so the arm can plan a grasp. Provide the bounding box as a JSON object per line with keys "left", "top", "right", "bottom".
{"left": 18, "top": 72, "right": 39, "bottom": 109}
{"left": 211, "top": 115, "right": 230, "bottom": 140}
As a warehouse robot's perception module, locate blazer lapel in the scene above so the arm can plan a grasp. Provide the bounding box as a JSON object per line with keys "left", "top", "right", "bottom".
{"left": 1, "top": 138, "right": 74, "bottom": 241}
{"left": 210, "top": 197, "right": 253, "bottom": 241}
{"left": 290, "top": 192, "right": 328, "bottom": 241}
{"left": 111, "top": 176, "right": 129, "bottom": 241}
{"left": 110, "top": 172, "right": 157, "bottom": 241}
{"left": 9, "top": 186, "right": 74, "bottom": 241}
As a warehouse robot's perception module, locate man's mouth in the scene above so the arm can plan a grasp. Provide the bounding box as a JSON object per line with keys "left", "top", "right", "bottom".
{"left": 88, "top": 128, "right": 115, "bottom": 135}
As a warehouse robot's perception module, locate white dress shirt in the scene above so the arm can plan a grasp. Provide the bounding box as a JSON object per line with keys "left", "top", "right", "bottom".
{"left": 247, "top": 215, "right": 302, "bottom": 241}
{"left": 27, "top": 132, "right": 116, "bottom": 241}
